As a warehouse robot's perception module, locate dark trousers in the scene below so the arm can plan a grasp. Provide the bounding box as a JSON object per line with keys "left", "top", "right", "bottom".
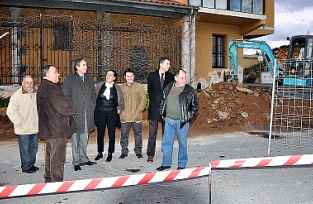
{"left": 97, "top": 112, "right": 118, "bottom": 153}
{"left": 120, "top": 122, "right": 143, "bottom": 155}
{"left": 147, "top": 119, "right": 165, "bottom": 157}
{"left": 44, "top": 137, "right": 67, "bottom": 183}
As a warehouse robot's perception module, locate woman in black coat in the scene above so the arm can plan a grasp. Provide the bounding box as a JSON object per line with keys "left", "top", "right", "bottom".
{"left": 94, "top": 70, "right": 124, "bottom": 162}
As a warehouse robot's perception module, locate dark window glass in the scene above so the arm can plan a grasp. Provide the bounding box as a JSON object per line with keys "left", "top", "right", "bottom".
{"left": 230, "top": 0, "right": 241, "bottom": 11}
{"left": 53, "top": 23, "right": 69, "bottom": 51}
{"left": 212, "top": 35, "right": 225, "bottom": 68}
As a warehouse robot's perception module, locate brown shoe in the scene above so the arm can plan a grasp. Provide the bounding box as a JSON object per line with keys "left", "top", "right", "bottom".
{"left": 147, "top": 156, "right": 153, "bottom": 163}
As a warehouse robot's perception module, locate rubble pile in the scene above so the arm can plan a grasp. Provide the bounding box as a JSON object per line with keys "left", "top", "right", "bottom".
{"left": 192, "top": 82, "right": 272, "bottom": 128}
{"left": 273, "top": 45, "right": 289, "bottom": 60}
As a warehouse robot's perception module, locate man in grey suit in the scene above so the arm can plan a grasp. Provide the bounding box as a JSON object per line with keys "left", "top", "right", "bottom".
{"left": 63, "top": 58, "right": 97, "bottom": 171}
{"left": 146, "top": 57, "right": 174, "bottom": 163}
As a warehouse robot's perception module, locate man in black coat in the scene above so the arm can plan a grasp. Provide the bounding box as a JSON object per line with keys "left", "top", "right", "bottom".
{"left": 146, "top": 57, "right": 174, "bottom": 163}
{"left": 156, "top": 69, "right": 199, "bottom": 171}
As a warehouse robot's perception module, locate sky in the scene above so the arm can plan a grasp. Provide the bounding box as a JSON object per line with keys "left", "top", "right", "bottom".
{"left": 257, "top": 0, "right": 313, "bottom": 49}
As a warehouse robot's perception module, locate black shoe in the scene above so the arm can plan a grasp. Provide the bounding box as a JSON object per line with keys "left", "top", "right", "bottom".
{"left": 136, "top": 154, "right": 143, "bottom": 158}
{"left": 95, "top": 153, "right": 103, "bottom": 161}
{"left": 22, "top": 168, "right": 36, "bottom": 173}
{"left": 81, "top": 161, "right": 97, "bottom": 166}
{"left": 30, "top": 166, "right": 39, "bottom": 171}
{"left": 177, "top": 167, "right": 185, "bottom": 170}
{"left": 106, "top": 153, "right": 112, "bottom": 162}
{"left": 156, "top": 166, "right": 171, "bottom": 171}
{"left": 119, "top": 154, "right": 128, "bottom": 159}
{"left": 74, "top": 165, "right": 81, "bottom": 171}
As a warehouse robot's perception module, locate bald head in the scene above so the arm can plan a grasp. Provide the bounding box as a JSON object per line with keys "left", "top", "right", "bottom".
{"left": 22, "top": 75, "right": 34, "bottom": 92}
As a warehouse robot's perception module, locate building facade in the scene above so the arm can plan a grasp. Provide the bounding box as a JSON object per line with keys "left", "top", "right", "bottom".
{"left": 0, "top": 0, "right": 274, "bottom": 87}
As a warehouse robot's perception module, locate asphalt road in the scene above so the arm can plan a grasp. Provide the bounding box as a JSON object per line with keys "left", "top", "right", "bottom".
{"left": 1, "top": 131, "right": 313, "bottom": 204}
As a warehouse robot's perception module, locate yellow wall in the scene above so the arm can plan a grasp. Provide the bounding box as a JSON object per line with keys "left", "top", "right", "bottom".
{"left": 243, "top": 55, "right": 259, "bottom": 68}
{"left": 195, "top": 22, "right": 242, "bottom": 86}
{"left": 265, "top": 0, "right": 274, "bottom": 28}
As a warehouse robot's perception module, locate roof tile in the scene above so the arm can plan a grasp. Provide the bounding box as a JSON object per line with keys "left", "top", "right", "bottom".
{"left": 134, "top": 0, "right": 188, "bottom": 6}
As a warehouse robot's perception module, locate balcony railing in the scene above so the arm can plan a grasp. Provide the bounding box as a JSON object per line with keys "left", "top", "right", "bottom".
{"left": 190, "top": 0, "right": 264, "bottom": 15}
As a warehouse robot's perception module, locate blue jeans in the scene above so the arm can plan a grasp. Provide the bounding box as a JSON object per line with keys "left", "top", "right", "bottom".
{"left": 17, "top": 133, "right": 38, "bottom": 171}
{"left": 161, "top": 117, "right": 189, "bottom": 168}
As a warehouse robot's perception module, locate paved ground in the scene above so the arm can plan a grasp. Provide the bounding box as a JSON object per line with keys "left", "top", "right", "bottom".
{"left": 1, "top": 132, "right": 313, "bottom": 204}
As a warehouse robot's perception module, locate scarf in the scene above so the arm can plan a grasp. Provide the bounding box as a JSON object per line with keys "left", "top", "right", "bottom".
{"left": 103, "top": 82, "right": 114, "bottom": 100}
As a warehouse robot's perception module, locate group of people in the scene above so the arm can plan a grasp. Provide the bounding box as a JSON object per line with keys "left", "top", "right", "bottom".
{"left": 6, "top": 56, "right": 199, "bottom": 183}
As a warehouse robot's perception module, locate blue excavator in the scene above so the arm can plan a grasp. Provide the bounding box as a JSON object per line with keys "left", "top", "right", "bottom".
{"left": 228, "top": 35, "right": 313, "bottom": 99}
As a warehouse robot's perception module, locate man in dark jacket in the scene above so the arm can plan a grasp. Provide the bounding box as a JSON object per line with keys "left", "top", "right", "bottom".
{"left": 146, "top": 57, "right": 174, "bottom": 163}
{"left": 156, "top": 69, "right": 199, "bottom": 171}
{"left": 37, "top": 65, "right": 77, "bottom": 182}
{"left": 63, "top": 58, "right": 97, "bottom": 171}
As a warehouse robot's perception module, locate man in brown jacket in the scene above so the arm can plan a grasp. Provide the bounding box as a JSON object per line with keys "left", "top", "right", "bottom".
{"left": 37, "top": 65, "right": 77, "bottom": 182}
{"left": 119, "top": 69, "right": 146, "bottom": 159}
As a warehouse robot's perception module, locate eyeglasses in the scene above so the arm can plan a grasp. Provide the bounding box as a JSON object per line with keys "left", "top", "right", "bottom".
{"left": 23, "top": 82, "right": 34, "bottom": 85}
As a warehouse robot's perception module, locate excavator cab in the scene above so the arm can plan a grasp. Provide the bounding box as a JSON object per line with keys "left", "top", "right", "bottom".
{"left": 283, "top": 35, "right": 313, "bottom": 86}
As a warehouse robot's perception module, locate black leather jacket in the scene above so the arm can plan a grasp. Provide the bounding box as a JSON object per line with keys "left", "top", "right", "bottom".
{"left": 159, "top": 81, "right": 199, "bottom": 128}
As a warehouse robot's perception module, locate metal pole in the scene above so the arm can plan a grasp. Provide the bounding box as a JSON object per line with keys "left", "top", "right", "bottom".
{"left": 268, "top": 59, "right": 277, "bottom": 154}
{"left": 208, "top": 174, "right": 212, "bottom": 204}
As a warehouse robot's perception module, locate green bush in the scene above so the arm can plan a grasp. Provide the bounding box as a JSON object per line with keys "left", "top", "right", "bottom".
{"left": 0, "top": 97, "right": 10, "bottom": 108}
{"left": 145, "top": 91, "right": 150, "bottom": 110}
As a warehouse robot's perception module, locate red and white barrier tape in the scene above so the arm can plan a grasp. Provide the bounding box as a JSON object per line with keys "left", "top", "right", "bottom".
{"left": 0, "top": 166, "right": 211, "bottom": 199}
{"left": 211, "top": 154, "right": 313, "bottom": 169}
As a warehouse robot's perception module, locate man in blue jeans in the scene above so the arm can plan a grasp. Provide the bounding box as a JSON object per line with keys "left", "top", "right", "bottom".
{"left": 156, "top": 69, "right": 199, "bottom": 171}
{"left": 6, "top": 75, "right": 39, "bottom": 173}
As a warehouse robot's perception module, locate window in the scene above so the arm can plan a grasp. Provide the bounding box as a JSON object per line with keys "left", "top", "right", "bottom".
{"left": 242, "top": 0, "right": 252, "bottom": 13}
{"left": 230, "top": 0, "right": 241, "bottom": 11}
{"left": 253, "top": 0, "right": 264, "bottom": 15}
{"left": 189, "top": 0, "right": 201, "bottom": 6}
{"left": 189, "top": 0, "right": 264, "bottom": 14}
{"left": 203, "top": 0, "right": 215, "bottom": 8}
{"left": 53, "top": 23, "right": 69, "bottom": 51}
{"left": 216, "top": 0, "right": 227, "bottom": 9}
{"left": 212, "top": 35, "right": 225, "bottom": 68}
{"left": 130, "top": 46, "right": 149, "bottom": 83}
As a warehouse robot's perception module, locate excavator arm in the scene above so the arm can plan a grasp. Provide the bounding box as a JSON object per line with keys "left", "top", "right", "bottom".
{"left": 228, "top": 38, "right": 282, "bottom": 82}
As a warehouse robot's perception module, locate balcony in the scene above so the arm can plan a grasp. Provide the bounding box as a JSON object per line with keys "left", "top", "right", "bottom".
{"left": 191, "top": 0, "right": 268, "bottom": 36}
{"left": 190, "top": 0, "right": 264, "bottom": 15}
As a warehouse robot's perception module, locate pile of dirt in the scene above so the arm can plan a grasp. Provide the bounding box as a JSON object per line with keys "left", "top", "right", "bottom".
{"left": 273, "top": 45, "right": 289, "bottom": 60}
{"left": 191, "top": 82, "right": 272, "bottom": 129}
